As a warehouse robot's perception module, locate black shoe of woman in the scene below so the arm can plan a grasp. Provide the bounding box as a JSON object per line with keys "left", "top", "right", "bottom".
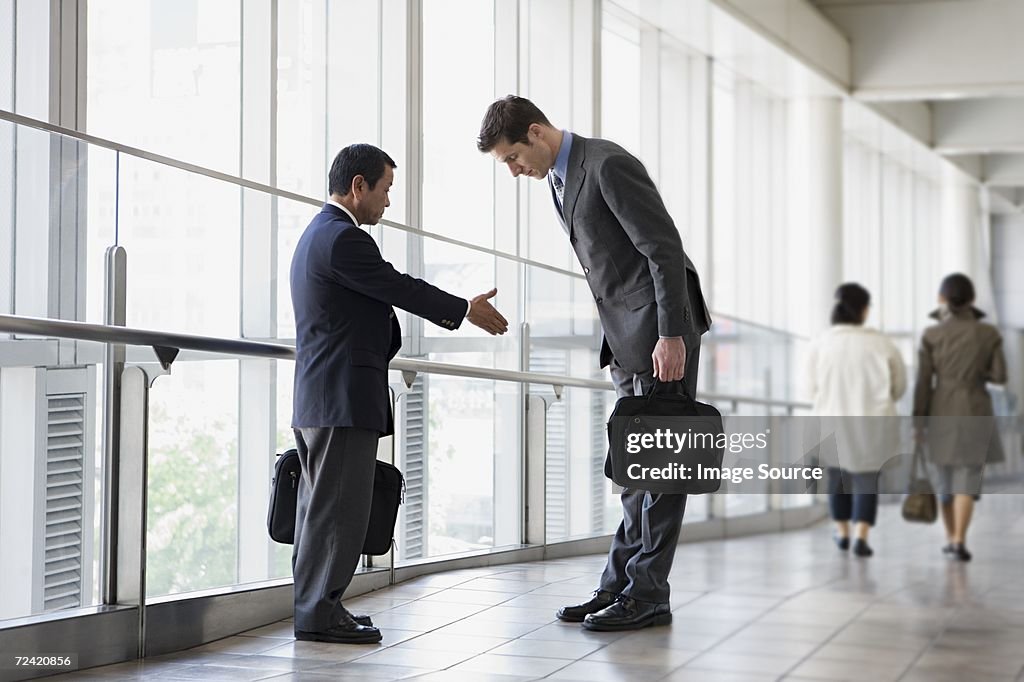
{"left": 852, "top": 539, "right": 873, "bottom": 557}
{"left": 949, "top": 543, "right": 972, "bottom": 562}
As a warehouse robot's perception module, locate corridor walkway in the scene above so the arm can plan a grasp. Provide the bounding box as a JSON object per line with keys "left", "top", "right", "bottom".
{"left": 59, "top": 495, "right": 1024, "bottom": 681}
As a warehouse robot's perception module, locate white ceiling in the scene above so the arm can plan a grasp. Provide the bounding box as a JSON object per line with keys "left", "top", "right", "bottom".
{"left": 809, "top": 0, "right": 1024, "bottom": 189}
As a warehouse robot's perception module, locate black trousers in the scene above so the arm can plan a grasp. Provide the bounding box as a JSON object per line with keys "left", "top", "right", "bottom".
{"left": 827, "top": 467, "right": 878, "bottom": 526}
{"left": 292, "top": 426, "right": 379, "bottom": 631}
{"left": 599, "top": 334, "right": 701, "bottom": 604}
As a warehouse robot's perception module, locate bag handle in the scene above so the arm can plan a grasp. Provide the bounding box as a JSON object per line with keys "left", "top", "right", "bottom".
{"left": 644, "top": 378, "right": 698, "bottom": 414}
{"left": 910, "top": 443, "right": 926, "bottom": 479}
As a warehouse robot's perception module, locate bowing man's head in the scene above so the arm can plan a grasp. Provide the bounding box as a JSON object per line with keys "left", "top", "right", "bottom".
{"left": 478, "top": 95, "right": 561, "bottom": 181}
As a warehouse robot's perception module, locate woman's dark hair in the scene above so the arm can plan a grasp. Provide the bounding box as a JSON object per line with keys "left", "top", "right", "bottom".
{"left": 939, "top": 272, "right": 975, "bottom": 308}
{"left": 328, "top": 144, "right": 397, "bottom": 196}
{"left": 477, "top": 95, "right": 552, "bottom": 152}
{"left": 831, "top": 283, "right": 870, "bottom": 325}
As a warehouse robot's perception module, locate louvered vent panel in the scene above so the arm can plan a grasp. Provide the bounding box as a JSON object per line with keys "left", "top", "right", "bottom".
{"left": 401, "top": 376, "right": 427, "bottom": 559}
{"left": 43, "top": 395, "right": 85, "bottom": 611}
{"left": 529, "top": 350, "right": 568, "bottom": 540}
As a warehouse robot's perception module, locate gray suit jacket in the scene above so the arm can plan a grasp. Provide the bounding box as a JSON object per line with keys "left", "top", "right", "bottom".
{"left": 555, "top": 133, "right": 711, "bottom": 374}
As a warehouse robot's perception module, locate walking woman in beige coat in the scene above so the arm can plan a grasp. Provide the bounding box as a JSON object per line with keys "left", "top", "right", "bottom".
{"left": 804, "top": 284, "right": 907, "bottom": 558}
{"left": 913, "top": 273, "right": 1006, "bottom": 562}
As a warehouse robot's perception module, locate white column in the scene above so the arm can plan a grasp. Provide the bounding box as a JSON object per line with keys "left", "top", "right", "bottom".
{"left": 237, "top": 0, "right": 276, "bottom": 584}
{"left": 788, "top": 97, "right": 843, "bottom": 339}
{"left": 939, "top": 164, "right": 979, "bottom": 278}
{"left": 0, "top": 368, "right": 42, "bottom": 618}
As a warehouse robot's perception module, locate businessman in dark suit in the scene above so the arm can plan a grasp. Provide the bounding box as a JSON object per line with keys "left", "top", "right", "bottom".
{"left": 290, "top": 144, "right": 507, "bottom": 644}
{"left": 479, "top": 96, "right": 712, "bottom": 631}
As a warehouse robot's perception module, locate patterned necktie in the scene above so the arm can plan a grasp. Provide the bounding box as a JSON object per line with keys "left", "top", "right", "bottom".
{"left": 551, "top": 172, "right": 564, "bottom": 208}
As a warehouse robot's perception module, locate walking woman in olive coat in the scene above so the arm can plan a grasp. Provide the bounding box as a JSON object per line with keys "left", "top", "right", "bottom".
{"left": 913, "top": 273, "right": 1006, "bottom": 562}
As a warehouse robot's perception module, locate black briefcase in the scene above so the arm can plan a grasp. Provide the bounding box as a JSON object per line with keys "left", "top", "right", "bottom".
{"left": 606, "top": 382, "right": 725, "bottom": 494}
{"left": 267, "top": 448, "right": 301, "bottom": 544}
{"left": 267, "top": 449, "right": 404, "bottom": 555}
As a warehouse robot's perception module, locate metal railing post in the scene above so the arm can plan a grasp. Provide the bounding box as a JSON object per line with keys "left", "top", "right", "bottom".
{"left": 117, "top": 365, "right": 161, "bottom": 658}
{"left": 525, "top": 395, "right": 549, "bottom": 547}
{"left": 101, "top": 245, "right": 126, "bottom": 605}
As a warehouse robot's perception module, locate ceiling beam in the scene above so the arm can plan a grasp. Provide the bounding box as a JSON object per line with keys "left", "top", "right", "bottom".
{"left": 984, "top": 155, "right": 1024, "bottom": 187}
{"left": 934, "top": 99, "right": 1024, "bottom": 155}
{"left": 818, "top": 0, "right": 1024, "bottom": 101}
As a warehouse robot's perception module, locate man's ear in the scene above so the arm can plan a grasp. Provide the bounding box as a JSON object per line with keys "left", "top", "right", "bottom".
{"left": 351, "top": 174, "right": 365, "bottom": 196}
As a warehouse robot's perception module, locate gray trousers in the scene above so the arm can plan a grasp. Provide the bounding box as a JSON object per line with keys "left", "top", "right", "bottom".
{"left": 599, "top": 334, "right": 701, "bottom": 604}
{"left": 292, "top": 426, "right": 379, "bottom": 631}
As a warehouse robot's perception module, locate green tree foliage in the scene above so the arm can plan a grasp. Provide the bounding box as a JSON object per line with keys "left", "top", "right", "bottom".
{"left": 145, "top": 407, "right": 238, "bottom": 597}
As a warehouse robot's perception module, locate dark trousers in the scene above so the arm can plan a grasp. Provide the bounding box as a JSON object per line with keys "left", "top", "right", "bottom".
{"left": 827, "top": 467, "right": 878, "bottom": 526}
{"left": 292, "top": 426, "right": 379, "bottom": 632}
{"left": 599, "top": 334, "right": 701, "bottom": 604}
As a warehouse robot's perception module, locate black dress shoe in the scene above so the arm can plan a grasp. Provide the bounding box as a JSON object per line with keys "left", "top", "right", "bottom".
{"left": 852, "top": 539, "right": 873, "bottom": 557}
{"left": 835, "top": 536, "right": 850, "bottom": 551}
{"left": 340, "top": 604, "right": 373, "bottom": 627}
{"left": 556, "top": 590, "right": 618, "bottom": 623}
{"left": 295, "top": 612, "right": 382, "bottom": 644}
{"left": 582, "top": 597, "right": 672, "bottom": 631}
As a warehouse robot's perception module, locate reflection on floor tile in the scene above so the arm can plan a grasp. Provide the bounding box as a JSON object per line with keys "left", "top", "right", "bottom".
{"left": 48, "top": 495, "right": 1024, "bottom": 682}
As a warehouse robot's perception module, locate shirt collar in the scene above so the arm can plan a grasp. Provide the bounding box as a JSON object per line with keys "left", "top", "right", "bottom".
{"left": 326, "top": 198, "right": 360, "bottom": 226}
{"left": 552, "top": 129, "right": 572, "bottom": 183}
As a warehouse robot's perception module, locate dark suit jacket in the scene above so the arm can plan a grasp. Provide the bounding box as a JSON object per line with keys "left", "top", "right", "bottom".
{"left": 556, "top": 134, "right": 712, "bottom": 374}
{"left": 290, "top": 204, "right": 468, "bottom": 435}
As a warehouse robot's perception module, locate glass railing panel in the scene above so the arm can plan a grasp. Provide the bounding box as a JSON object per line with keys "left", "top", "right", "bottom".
{"left": 392, "top": 373, "right": 521, "bottom": 563}
{"left": 535, "top": 385, "right": 619, "bottom": 542}
{"left": 145, "top": 358, "right": 241, "bottom": 597}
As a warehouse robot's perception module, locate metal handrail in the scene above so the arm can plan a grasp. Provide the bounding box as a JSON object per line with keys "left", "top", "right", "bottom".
{"left": 0, "top": 108, "right": 809, "bottom": 344}
{"left": 0, "top": 313, "right": 810, "bottom": 409}
{"left": 0, "top": 314, "right": 293, "bottom": 360}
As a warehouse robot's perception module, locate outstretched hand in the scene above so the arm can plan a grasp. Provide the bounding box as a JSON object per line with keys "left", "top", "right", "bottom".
{"left": 468, "top": 288, "right": 509, "bottom": 335}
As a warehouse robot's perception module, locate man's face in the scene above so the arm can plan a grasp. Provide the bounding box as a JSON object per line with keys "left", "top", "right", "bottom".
{"left": 355, "top": 165, "right": 393, "bottom": 225}
{"left": 490, "top": 131, "right": 554, "bottom": 180}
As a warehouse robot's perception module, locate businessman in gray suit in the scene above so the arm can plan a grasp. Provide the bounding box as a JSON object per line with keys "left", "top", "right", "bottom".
{"left": 479, "top": 96, "right": 712, "bottom": 631}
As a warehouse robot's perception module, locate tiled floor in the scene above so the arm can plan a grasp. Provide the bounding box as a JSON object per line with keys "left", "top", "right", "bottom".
{"left": 56, "top": 495, "right": 1024, "bottom": 681}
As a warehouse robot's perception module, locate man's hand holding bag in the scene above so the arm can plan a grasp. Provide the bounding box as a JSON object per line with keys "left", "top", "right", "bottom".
{"left": 606, "top": 381, "right": 725, "bottom": 495}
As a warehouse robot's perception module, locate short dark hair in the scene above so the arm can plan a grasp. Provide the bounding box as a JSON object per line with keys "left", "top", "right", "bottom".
{"left": 477, "top": 95, "right": 552, "bottom": 152}
{"left": 328, "top": 144, "right": 397, "bottom": 196}
{"left": 939, "top": 273, "right": 975, "bottom": 308}
{"left": 831, "top": 283, "right": 870, "bottom": 325}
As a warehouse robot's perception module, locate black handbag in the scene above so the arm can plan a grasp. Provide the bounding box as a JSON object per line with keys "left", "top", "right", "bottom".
{"left": 606, "top": 381, "right": 725, "bottom": 494}
{"left": 901, "top": 445, "right": 937, "bottom": 524}
{"left": 267, "top": 449, "right": 405, "bottom": 555}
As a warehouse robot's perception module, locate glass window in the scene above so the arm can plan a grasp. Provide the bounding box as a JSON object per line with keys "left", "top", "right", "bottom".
{"left": 601, "top": 13, "right": 642, "bottom": 158}
{"left": 87, "top": 0, "right": 241, "bottom": 174}
{"left": 421, "top": 0, "right": 496, "bottom": 247}
{"left": 116, "top": 156, "right": 240, "bottom": 337}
